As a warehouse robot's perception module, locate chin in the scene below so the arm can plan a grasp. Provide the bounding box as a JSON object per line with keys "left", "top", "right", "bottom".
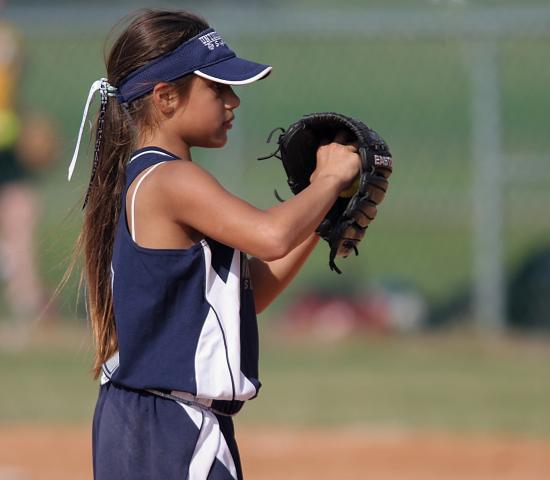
{"left": 192, "top": 132, "right": 228, "bottom": 149}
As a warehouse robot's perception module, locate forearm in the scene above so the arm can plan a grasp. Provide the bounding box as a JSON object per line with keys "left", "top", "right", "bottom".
{"left": 249, "top": 232, "right": 320, "bottom": 314}
{"left": 263, "top": 175, "right": 342, "bottom": 256}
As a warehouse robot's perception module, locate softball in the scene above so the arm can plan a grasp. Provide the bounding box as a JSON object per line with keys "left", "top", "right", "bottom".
{"left": 339, "top": 176, "right": 360, "bottom": 198}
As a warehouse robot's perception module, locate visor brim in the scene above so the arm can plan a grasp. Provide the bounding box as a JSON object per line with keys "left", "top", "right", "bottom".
{"left": 194, "top": 57, "right": 272, "bottom": 85}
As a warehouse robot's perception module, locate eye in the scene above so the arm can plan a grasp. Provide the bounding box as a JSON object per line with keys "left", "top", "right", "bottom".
{"left": 211, "top": 82, "right": 224, "bottom": 93}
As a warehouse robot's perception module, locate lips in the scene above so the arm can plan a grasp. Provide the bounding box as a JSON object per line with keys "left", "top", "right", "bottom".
{"left": 223, "top": 117, "right": 234, "bottom": 129}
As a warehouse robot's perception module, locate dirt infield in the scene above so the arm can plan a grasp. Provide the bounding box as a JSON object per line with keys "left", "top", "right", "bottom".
{"left": 0, "top": 425, "right": 548, "bottom": 480}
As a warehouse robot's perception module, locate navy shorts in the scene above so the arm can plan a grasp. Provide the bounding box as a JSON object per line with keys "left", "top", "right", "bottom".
{"left": 92, "top": 382, "right": 243, "bottom": 479}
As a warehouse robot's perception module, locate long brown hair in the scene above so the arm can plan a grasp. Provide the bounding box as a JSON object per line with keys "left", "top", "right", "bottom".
{"left": 61, "top": 9, "right": 209, "bottom": 378}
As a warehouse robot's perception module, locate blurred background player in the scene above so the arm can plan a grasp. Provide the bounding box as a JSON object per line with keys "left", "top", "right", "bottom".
{"left": 0, "top": 6, "right": 59, "bottom": 328}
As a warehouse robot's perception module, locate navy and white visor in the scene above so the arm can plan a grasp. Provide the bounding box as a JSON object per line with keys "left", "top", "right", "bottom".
{"left": 117, "top": 27, "right": 272, "bottom": 104}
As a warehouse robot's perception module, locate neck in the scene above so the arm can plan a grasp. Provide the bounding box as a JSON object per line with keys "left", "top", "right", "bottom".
{"left": 136, "top": 131, "right": 192, "bottom": 161}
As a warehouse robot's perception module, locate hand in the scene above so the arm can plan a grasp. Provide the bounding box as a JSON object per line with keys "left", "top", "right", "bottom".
{"left": 310, "top": 130, "right": 361, "bottom": 190}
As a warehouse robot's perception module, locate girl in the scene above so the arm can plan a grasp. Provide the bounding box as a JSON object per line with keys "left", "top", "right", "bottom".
{"left": 66, "top": 9, "right": 360, "bottom": 480}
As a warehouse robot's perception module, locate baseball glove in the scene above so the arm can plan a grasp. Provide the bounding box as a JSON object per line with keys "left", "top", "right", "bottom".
{"left": 258, "top": 112, "right": 392, "bottom": 274}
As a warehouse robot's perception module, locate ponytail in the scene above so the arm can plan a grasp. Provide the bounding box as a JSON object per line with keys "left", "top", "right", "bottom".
{"left": 84, "top": 95, "right": 133, "bottom": 378}
{"left": 59, "top": 9, "right": 209, "bottom": 379}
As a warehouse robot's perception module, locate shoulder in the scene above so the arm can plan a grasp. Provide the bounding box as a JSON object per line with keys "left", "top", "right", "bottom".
{"left": 151, "top": 159, "right": 220, "bottom": 194}
{"left": 141, "top": 159, "right": 223, "bottom": 210}
{"left": 156, "top": 158, "right": 204, "bottom": 173}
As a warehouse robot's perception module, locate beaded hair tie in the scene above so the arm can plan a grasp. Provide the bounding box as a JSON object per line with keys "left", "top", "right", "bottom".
{"left": 67, "top": 78, "right": 118, "bottom": 209}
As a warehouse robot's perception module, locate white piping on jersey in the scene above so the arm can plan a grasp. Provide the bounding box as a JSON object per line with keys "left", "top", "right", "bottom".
{"left": 196, "top": 241, "right": 237, "bottom": 400}
{"left": 127, "top": 149, "right": 174, "bottom": 165}
{"left": 130, "top": 161, "right": 166, "bottom": 241}
{"left": 100, "top": 350, "right": 120, "bottom": 385}
{"left": 110, "top": 262, "right": 115, "bottom": 294}
{"left": 196, "top": 242, "right": 257, "bottom": 401}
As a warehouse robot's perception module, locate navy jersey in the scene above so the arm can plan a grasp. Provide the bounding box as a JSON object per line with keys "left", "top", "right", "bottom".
{"left": 107, "top": 147, "right": 260, "bottom": 404}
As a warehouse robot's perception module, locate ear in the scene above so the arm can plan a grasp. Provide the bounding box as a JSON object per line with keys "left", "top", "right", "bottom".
{"left": 151, "top": 82, "right": 181, "bottom": 115}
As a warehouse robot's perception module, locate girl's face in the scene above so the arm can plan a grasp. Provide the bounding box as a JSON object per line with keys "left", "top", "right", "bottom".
{"left": 174, "top": 75, "right": 240, "bottom": 149}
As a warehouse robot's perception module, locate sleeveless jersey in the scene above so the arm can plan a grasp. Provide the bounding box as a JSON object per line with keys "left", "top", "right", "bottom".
{"left": 108, "top": 147, "right": 260, "bottom": 407}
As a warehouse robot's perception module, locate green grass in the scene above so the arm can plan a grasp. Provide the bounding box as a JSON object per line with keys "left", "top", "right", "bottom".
{"left": 0, "top": 326, "right": 96, "bottom": 423}
{"left": 1, "top": 326, "right": 549, "bottom": 436}
{"left": 241, "top": 332, "right": 550, "bottom": 435}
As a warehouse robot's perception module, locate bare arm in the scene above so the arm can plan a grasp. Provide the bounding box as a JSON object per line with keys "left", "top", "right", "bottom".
{"left": 249, "top": 232, "right": 320, "bottom": 314}
{"left": 156, "top": 141, "right": 360, "bottom": 261}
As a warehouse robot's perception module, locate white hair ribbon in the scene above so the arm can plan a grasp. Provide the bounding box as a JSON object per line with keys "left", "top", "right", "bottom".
{"left": 67, "top": 78, "right": 117, "bottom": 181}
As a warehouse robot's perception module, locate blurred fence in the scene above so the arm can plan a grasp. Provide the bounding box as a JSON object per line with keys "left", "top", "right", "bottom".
{"left": 3, "top": 1, "right": 550, "bottom": 330}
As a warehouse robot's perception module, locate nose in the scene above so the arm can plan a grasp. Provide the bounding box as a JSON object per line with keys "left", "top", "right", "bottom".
{"left": 225, "top": 86, "right": 240, "bottom": 110}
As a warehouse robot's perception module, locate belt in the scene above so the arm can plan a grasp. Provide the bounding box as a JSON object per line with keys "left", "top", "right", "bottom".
{"left": 146, "top": 389, "right": 244, "bottom": 417}
{"left": 101, "top": 352, "right": 244, "bottom": 417}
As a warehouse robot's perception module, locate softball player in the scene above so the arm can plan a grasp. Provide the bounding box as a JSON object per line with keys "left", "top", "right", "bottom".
{"left": 67, "top": 9, "right": 360, "bottom": 479}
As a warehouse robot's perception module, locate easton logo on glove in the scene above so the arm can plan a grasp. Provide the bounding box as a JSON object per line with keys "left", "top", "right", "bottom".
{"left": 258, "top": 112, "right": 392, "bottom": 274}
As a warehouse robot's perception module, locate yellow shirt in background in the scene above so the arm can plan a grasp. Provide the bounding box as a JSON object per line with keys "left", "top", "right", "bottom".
{"left": 0, "top": 20, "right": 22, "bottom": 149}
